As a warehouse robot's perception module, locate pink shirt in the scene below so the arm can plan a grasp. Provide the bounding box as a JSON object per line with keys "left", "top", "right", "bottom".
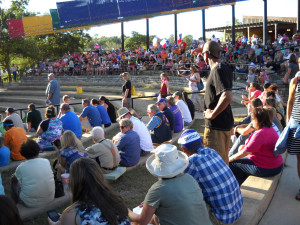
{"left": 250, "top": 90, "right": 262, "bottom": 99}
{"left": 244, "top": 127, "right": 283, "bottom": 169}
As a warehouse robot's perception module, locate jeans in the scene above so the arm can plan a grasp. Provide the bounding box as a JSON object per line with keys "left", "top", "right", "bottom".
{"left": 228, "top": 133, "right": 251, "bottom": 157}
{"left": 184, "top": 121, "right": 192, "bottom": 126}
{"left": 229, "top": 158, "right": 283, "bottom": 185}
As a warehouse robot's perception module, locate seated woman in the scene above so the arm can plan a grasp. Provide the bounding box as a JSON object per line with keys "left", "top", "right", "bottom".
{"left": 0, "top": 196, "right": 23, "bottom": 225}
{"left": 11, "top": 140, "right": 55, "bottom": 207}
{"left": 229, "top": 107, "right": 284, "bottom": 185}
{"left": 99, "top": 96, "right": 117, "bottom": 123}
{"left": 58, "top": 130, "right": 88, "bottom": 180}
{"left": 36, "top": 105, "right": 63, "bottom": 151}
{"left": 48, "top": 158, "right": 130, "bottom": 225}
{"left": 128, "top": 144, "right": 211, "bottom": 225}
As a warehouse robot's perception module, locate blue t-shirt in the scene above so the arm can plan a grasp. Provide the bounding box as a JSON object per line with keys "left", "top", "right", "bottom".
{"left": 80, "top": 104, "right": 102, "bottom": 127}
{"left": 60, "top": 111, "right": 82, "bottom": 138}
{"left": 96, "top": 105, "right": 111, "bottom": 125}
{"left": 0, "top": 146, "right": 10, "bottom": 167}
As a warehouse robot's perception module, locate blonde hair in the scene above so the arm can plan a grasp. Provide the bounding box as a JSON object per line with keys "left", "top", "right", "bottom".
{"left": 61, "top": 130, "right": 84, "bottom": 151}
{"left": 121, "top": 72, "right": 130, "bottom": 81}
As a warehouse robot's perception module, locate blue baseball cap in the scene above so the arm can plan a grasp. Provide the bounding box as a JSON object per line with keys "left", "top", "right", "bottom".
{"left": 156, "top": 98, "right": 167, "bottom": 104}
{"left": 178, "top": 129, "right": 202, "bottom": 150}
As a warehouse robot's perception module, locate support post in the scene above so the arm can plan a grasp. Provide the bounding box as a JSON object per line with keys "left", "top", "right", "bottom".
{"left": 202, "top": 9, "right": 206, "bottom": 42}
{"left": 247, "top": 27, "right": 250, "bottom": 41}
{"left": 146, "top": 18, "right": 149, "bottom": 50}
{"left": 298, "top": 0, "right": 300, "bottom": 31}
{"left": 223, "top": 30, "right": 226, "bottom": 42}
{"left": 274, "top": 23, "right": 277, "bottom": 41}
{"left": 263, "top": 0, "right": 268, "bottom": 45}
{"left": 121, "top": 22, "right": 124, "bottom": 51}
{"left": 231, "top": 4, "right": 235, "bottom": 45}
{"left": 174, "top": 13, "right": 178, "bottom": 43}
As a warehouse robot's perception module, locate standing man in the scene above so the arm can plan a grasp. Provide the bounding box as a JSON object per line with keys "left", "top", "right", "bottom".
{"left": 45, "top": 73, "right": 60, "bottom": 105}
{"left": 202, "top": 40, "right": 234, "bottom": 164}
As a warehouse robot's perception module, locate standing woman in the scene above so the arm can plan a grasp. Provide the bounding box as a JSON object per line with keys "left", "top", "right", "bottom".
{"left": 178, "top": 66, "right": 204, "bottom": 112}
{"left": 99, "top": 96, "right": 117, "bottom": 123}
{"left": 49, "top": 158, "right": 130, "bottom": 225}
{"left": 159, "top": 72, "right": 170, "bottom": 99}
{"left": 120, "top": 72, "right": 132, "bottom": 109}
{"left": 286, "top": 74, "right": 300, "bottom": 200}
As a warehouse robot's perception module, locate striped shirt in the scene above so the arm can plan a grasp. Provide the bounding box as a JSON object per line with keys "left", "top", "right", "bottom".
{"left": 185, "top": 147, "right": 243, "bottom": 224}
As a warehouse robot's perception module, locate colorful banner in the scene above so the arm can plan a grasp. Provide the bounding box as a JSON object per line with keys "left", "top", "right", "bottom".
{"left": 22, "top": 15, "right": 53, "bottom": 37}
{"left": 7, "top": 19, "right": 25, "bottom": 38}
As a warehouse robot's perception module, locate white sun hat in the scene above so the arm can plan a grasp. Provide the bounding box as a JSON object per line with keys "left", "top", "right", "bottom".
{"left": 146, "top": 144, "right": 188, "bottom": 178}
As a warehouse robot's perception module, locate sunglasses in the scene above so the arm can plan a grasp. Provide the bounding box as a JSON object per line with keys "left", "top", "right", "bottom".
{"left": 120, "top": 126, "right": 126, "bottom": 129}
{"left": 201, "top": 51, "right": 209, "bottom": 56}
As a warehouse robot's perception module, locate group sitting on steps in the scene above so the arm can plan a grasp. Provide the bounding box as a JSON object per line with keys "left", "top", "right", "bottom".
{"left": 0, "top": 40, "right": 298, "bottom": 224}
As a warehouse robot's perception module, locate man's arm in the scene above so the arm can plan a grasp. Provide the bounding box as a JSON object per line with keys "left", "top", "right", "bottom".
{"left": 128, "top": 204, "right": 156, "bottom": 225}
{"left": 204, "top": 90, "right": 233, "bottom": 120}
{"left": 26, "top": 122, "right": 31, "bottom": 133}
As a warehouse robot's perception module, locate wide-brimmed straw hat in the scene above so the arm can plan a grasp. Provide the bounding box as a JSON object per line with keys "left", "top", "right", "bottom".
{"left": 146, "top": 144, "right": 188, "bottom": 178}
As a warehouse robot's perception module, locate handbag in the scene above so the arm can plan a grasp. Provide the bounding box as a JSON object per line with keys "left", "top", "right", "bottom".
{"left": 197, "top": 79, "right": 204, "bottom": 90}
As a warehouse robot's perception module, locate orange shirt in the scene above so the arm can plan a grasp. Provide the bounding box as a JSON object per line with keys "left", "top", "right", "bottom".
{"left": 4, "top": 127, "right": 27, "bottom": 161}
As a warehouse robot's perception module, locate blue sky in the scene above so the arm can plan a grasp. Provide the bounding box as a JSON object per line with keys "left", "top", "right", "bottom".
{"left": 2, "top": 0, "right": 298, "bottom": 39}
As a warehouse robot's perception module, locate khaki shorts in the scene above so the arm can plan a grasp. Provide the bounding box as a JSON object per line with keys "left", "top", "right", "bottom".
{"left": 203, "top": 127, "right": 231, "bottom": 165}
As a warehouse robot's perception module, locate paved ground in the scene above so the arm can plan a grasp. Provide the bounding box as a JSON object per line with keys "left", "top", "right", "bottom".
{"left": 258, "top": 154, "right": 300, "bottom": 225}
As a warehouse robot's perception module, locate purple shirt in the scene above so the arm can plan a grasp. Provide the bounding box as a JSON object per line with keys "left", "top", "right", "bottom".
{"left": 169, "top": 105, "right": 183, "bottom": 133}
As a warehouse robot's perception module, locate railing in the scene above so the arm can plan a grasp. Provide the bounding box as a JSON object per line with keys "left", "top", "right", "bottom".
{"left": 0, "top": 88, "right": 244, "bottom": 119}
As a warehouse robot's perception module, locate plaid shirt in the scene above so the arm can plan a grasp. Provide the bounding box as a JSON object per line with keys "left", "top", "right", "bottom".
{"left": 185, "top": 147, "right": 243, "bottom": 224}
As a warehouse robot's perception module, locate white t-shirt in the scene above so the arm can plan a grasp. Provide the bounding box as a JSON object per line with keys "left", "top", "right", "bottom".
{"left": 130, "top": 116, "right": 153, "bottom": 151}
{"left": 4, "top": 113, "right": 24, "bottom": 130}
{"left": 176, "top": 100, "right": 192, "bottom": 123}
{"left": 15, "top": 158, "right": 55, "bottom": 207}
{"left": 247, "top": 74, "right": 255, "bottom": 83}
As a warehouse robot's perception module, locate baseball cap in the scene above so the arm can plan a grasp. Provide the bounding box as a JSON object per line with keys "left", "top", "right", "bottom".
{"left": 178, "top": 129, "right": 202, "bottom": 150}
{"left": 172, "top": 91, "right": 182, "bottom": 98}
{"left": 156, "top": 98, "right": 167, "bottom": 104}
{"left": 5, "top": 107, "right": 15, "bottom": 113}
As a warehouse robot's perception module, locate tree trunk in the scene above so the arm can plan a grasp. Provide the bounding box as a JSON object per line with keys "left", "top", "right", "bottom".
{"left": 4, "top": 55, "right": 12, "bottom": 83}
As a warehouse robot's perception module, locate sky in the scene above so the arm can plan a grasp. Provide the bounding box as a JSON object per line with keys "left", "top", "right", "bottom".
{"left": 2, "top": 0, "right": 298, "bottom": 39}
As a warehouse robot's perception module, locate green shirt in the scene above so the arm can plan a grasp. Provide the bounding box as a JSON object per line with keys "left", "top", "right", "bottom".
{"left": 144, "top": 173, "right": 212, "bottom": 225}
{"left": 26, "top": 109, "right": 42, "bottom": 130}
{"left": 288, "top": 62, "right": 298, "bottom": 79}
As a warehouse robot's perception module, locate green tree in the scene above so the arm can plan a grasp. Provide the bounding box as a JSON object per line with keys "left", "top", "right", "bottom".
{"left": 0, "top": 0, "right": 32, "bottom": 82}
{"left": 183, "top": 35, "right": 193, "bottom": 48}
{"left": 224, "top": 19, "right": 243, "bottom": 42}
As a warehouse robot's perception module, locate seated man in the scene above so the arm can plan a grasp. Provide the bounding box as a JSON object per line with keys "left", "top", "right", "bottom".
{"left": 26, "top": 103, "right": 42, "bottom": 133}
{"left": 147, "top": 104, "right": 172, "bottom": 145}
{"left": 86, "top": 126, "right": 120, "bottom": 173}
{"left": 79, "top": 99, "right": 102, "bottom": 131}
{"left": 91, "top": 99, "right": 111, "bottom": 128}
{"left": 179, "top": 129, "right": 243, "bottom": 225}
{"left": 4, "top": 108, "right": 24, "bottom": 130}
{"left": 166, "top": 96, "right": 183, "bottom": 133}
{"left": 10, "top": 140, "right": 55, "bottom": 207}
{"left": 117, "top": 119, "right": 141, "bottom": 167}
{"left": 156, "top": 98, "right": 175, "bottom": 132}
{"left": 3, "top": 119, "right": 27, "bottom": 161}
{"left": 117, "top": 107, "right": 153, "bottom": 155}
{"left": 60, "top": 103, "right": 82, "bottom": 138}
{"left": 0, "top": 136, "right": 10, "bottom": 167}
{"left": 172, "top": 91, "right": 193, "bottom": 126}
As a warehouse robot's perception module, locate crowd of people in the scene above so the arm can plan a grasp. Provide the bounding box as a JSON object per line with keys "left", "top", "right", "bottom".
{"left": 0, "top": 35, "right": 300, "bottom": 225}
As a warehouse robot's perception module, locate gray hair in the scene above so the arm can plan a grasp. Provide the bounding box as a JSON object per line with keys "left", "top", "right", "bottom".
{"left": 119, "top": 118, "right": 133, "bottom": 129}
{"left": 147, "top": 104, "right": 159, "bottom": 113}
{"left": 60, "top": 103, "right": 70, "bottom": 111}
{"left": 91, "top": 126, "right": 104, "bottom": 141}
